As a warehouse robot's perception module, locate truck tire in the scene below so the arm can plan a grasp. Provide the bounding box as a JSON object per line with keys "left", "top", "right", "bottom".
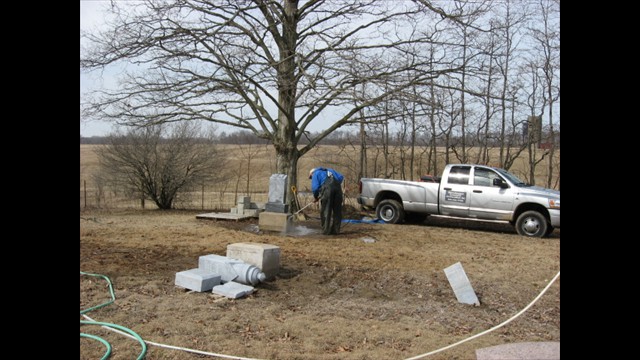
{"left": 376, "top": 199, "right": 405, "bottom": 224}
{"left": 515, "top": 210, "right": 548, "bottom": 238}
{"left": 545, "top": 225, "right": 555, "bottom": 236}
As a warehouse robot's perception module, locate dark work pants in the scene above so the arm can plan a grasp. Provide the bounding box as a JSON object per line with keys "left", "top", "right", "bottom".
{"left": 319, "top": 176, "right": 343, "bottom": 235}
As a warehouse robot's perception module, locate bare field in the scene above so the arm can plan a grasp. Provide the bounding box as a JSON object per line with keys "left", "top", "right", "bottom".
{"left": 80, "top": 208, "right": 560, "bottom": 360}
{"left": 80, "top": 144, "right": 560, "bottom": 210}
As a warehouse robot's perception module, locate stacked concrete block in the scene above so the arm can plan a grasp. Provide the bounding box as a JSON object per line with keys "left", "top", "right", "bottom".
{"left": 238, "top": 196, "right": 251, "bottom": 207}
{"left": 229, "top": 196, "right": 264, "bottom": 217}
{"left": 243, "top": 208, "right": 262, "bottom": 217}
{"left": 176, "top": 243, "right": 280, "bottom": 298}
{"left": 250, "top": 202, "right": 262, "bottom": 209}
{"left": 227, "top": 243, "right": 281, "bottom": 280}
{"left": 175, "top": 269, "right": 222, "bottom": 292}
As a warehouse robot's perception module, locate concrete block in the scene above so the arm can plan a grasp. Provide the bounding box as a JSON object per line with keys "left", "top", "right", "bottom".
{"left": 211, "top": 281, "right": 255, "bottom": 299}
{"left": 265, "top": 202, "right": 289, "bottom": 213}
{"left": 237, "top": 196, "right": 251, "bottom": 206}
{"left": 175, "top": 268, "right": 221, "bottom": 292}
{"left": 227, "top": 243, "right": 281, "bottom": 280}
{"left": 250, "top": 202, "right": 264, "bottom": 209}
{"left": 243, "top": 208, "right": 262, "bottom": 217}
{"left": 259, "top": 212, "right": 290, "bottom": 232}
{"left": 230, "top": 207, "right": 238, "bottom": 214}
{"left": 237, "top": 203, "right": 245, "bottom": 213}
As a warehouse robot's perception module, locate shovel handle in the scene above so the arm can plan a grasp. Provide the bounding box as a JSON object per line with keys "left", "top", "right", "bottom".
{"left": 294, "top": 202, "right": 313, "bottom": 214}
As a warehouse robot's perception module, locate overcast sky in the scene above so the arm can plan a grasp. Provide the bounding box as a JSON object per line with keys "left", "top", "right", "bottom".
{"left": 80, "top": 1, "right": 116, "bottom": 137}
{"left": 81, "top": 1, "right": 559, "bottom": 139}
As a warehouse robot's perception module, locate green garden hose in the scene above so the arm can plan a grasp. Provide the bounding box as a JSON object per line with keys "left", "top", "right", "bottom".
{"left": 80, "top": 271, "right": 115, "bottom": 315}
{"left": 80, "top": 333, "right": 112, "bottom": 360}
{"left": 80, "top": 320, "right": 147, "bottom": 360}
{"left": 80, "top": 271, "right": 147, "bottom": 359}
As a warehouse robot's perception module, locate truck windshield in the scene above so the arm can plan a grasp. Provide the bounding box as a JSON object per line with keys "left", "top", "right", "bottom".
{"left": 495, "top": 168, "right": 529, "bottom": 187}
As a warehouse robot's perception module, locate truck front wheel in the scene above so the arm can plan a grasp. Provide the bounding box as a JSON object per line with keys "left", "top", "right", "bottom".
{"left": 515, "top": 210, "right": 549, "bottom": 238}
{"left": 376, "top": 199, "right": 405, "bottom": 224}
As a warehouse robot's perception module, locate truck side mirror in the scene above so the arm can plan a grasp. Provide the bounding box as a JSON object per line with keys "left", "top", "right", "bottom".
{"left": 493, "top": 178, "right": 509, "bottom": 188}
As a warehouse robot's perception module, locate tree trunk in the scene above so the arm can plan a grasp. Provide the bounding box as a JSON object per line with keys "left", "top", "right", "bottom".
{"left": 460, "top": 32, "right": 468, "bottom": 163}
{"left": 360, "top": 117, "right": 367, "bottom": 180}
{"left": 274, "top": 0, "right": 300, "bottom": 211}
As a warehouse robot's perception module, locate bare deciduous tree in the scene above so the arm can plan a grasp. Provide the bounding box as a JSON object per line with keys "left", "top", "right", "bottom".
{"left": 81, "top": 0, "right": 474, "bottom": 210}
{"left": 531, "top": 0, "right": 560, "bottom": 188}
{"left": 95, "top": 123, "right": 226, "bottom": 209}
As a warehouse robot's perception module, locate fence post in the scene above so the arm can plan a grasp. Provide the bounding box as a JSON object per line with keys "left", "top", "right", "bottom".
{"left": 201, "top": 184, "right": 205, "bottom": 210}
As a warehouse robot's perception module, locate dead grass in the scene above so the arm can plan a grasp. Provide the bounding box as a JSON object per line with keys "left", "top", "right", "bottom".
{"left": 80, "top": 208, "right": 560, "bottom": 360}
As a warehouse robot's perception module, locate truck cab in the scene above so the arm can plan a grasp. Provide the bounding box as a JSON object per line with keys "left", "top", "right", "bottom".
{"left": 358, "top": 164, "right": 560, "bottom": 238}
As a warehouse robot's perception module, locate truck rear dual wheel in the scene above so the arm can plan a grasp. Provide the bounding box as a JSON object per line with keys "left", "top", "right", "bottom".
{"left": 376, "top": 199, "right": 405, "bottom": 224}
{"left": 515, "top": 210, "right": 549, "bottom": 238}
{"left": 405, "top": 212, "right": 428, "bottom": 224}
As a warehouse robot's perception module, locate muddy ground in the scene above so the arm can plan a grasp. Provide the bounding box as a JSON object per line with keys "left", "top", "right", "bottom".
{"left": 80, "top": 207, "right": 560, "bottom": 360}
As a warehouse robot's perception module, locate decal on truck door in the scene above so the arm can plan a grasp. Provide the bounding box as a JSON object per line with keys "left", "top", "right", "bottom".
{"left": 445, "top": 190, "right": 467, "bottom": 203}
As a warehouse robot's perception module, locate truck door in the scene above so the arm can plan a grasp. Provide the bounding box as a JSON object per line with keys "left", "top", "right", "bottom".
{"left": 468, "top": 166, "right": 515, "bottom": 220}
{"left": 438, "top": 165, "right": 471, "bottom": 217}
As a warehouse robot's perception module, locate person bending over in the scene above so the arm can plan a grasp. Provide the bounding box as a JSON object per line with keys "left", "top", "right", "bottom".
{"left": 309, "top": 167, "right": 344, "bottom": 235}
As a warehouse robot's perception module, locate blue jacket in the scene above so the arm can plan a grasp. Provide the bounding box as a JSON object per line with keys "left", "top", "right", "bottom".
{"left": 311, "top": 168, "right": 344, "bottom": 199}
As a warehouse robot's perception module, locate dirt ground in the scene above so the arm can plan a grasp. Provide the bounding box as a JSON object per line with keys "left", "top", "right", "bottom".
{"left": 80, "top": 207, "right": 560, "bottom": 360}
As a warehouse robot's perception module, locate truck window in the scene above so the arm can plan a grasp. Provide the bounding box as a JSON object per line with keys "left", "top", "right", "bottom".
{"left": 448, "top": 166, "right": 471, "bottom": 185}
{"left": 474, "top": 168, "right": 501, "bottom": 187}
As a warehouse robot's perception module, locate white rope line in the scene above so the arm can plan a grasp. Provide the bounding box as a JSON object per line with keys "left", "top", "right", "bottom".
{"left": 81, "top": 314, "right": 264, "bottom": 360}
{"left": 404, "top": 271, "right": 560, "bottom": 360}
{"left": 83, "top": 271, "right": 559, "bottom": 360}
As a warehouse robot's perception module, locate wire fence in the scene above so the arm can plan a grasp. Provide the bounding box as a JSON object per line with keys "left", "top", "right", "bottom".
{"left": 80, "top": 180, "right": 270, "bottom": 211}
{"left": 80, "top": 179, "right": 361, "bottom": 213}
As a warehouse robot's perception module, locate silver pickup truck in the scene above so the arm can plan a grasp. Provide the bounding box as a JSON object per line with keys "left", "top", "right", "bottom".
{"left": 357, "top": 164, "right": 560, "bottom": 238}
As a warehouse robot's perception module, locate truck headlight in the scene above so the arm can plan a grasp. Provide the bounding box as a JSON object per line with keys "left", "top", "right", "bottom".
{"left": 548, "top": 199, "right": 560, "bottom": 209}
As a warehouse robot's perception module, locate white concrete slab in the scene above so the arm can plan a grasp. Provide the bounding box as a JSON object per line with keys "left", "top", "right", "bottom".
{"left": 175, "top": 268, "right": 221, "bottom": 292}
{"left": 196, "top": 212, "right": 256, "bottom": 221}
{"left": 444, "top": 262, "right": 480, "bottom": 306}
{"left": 211, "top": 282, "right": 255, "bottom": 299}
{"left": 476, "top": 342, "right": 560, "bottom": 360}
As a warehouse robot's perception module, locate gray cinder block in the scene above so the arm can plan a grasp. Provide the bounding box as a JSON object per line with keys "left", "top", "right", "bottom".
{"left": 265, "top": 202, "right": 289, "bottom": 213}
{"left": 243, "top": 209, "right": 262, "bottom": 217}
{"left": 250, "top": 202, "right": 262, "bottom": 209}
{"left": 175, "top": 268, "right": 221, "bottom": 292}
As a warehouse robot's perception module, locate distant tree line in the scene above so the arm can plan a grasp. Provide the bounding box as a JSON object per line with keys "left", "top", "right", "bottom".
{"left": 81, "top": 127, "right": 560, "bottom": 148}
